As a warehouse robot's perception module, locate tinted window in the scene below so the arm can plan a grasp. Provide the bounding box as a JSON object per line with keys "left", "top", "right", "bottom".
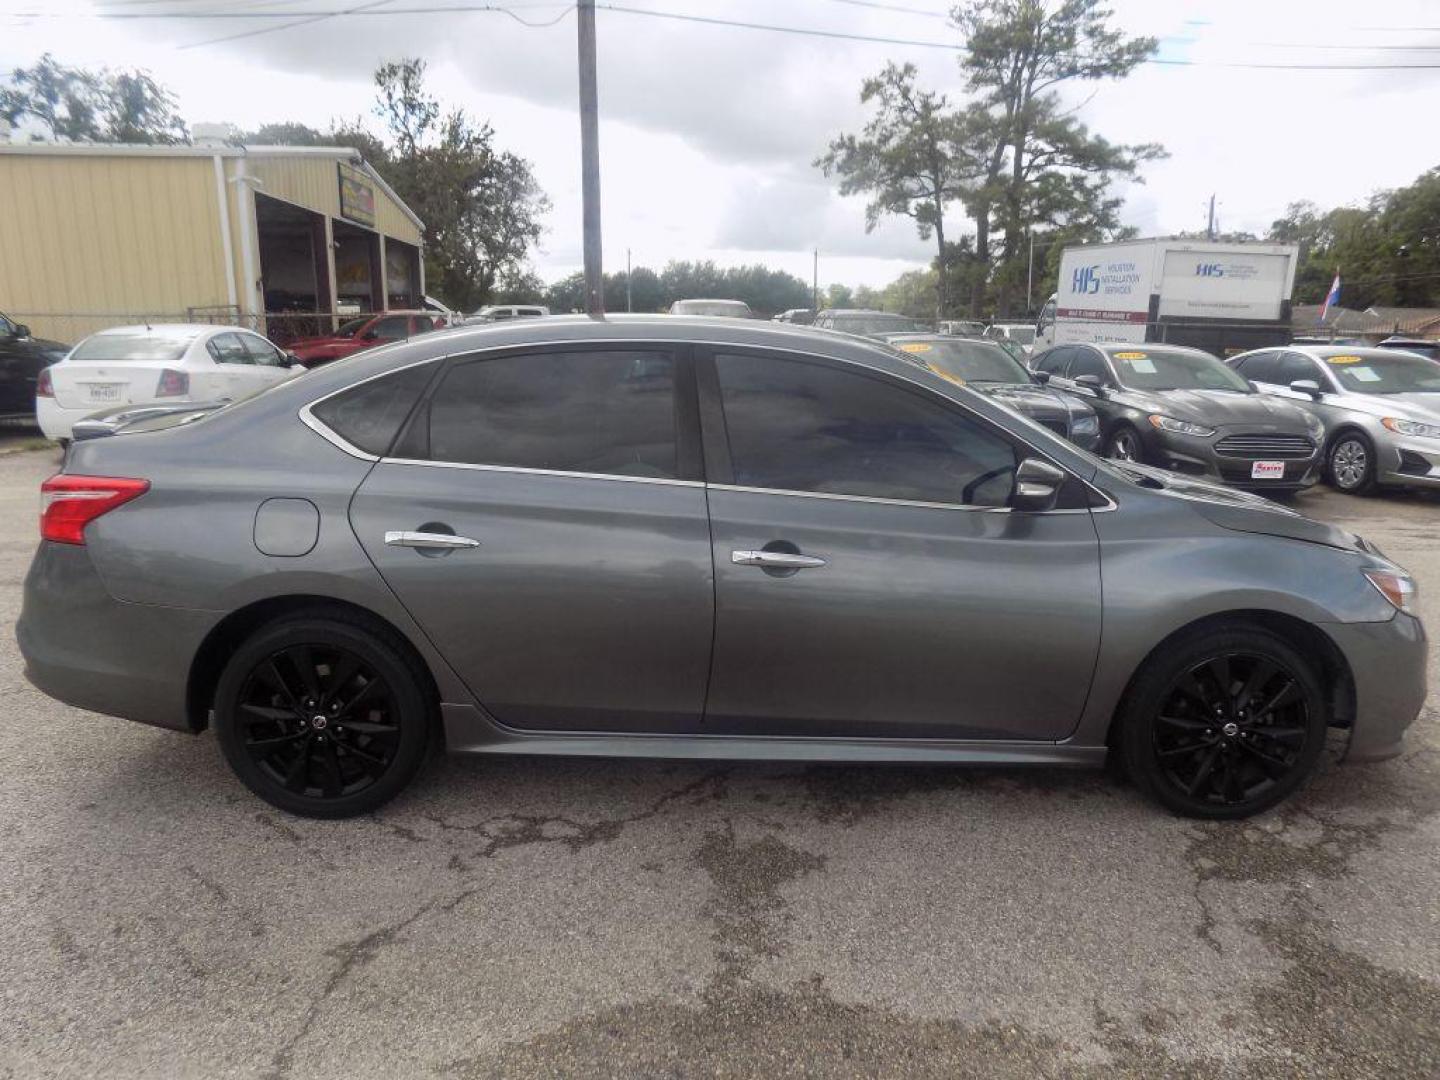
{"left": 1233, "top": 350, "right": 1280, "bottom": 382}
{"left": 1068, "top": 348, "right": 1110, "bottom": 382}
{"left": 1109, "top": 347, "right": 1250, "bottom": 392}
{"left": 1276, "top": 352, "right": 1321, "bottom": 385}
{"left": 412, "top": 315, "right": 436, "bottom": 334}
{"left": 311, "top": 362, "right": 436, "bottom": 456}
{"left": 370, "top": 316, "right": 409, "bottom": 341}
{"left": 715, "top": 353, "right": 1018, "bottom": 507}
{"left": 1032, "top": 347, "right": 1070, "bottom": 376}
{"left": 893, "top": 339, "right": 1029, "bottom": 385}
{"left": 207, "top": 332, "right": 252, "bottom": 365}
{"left": 428, "top": 350, "right": 678, "bottom": 478}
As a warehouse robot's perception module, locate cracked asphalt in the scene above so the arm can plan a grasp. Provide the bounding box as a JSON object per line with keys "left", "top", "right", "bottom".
{"left": 1, "top": 444, "right": 1437, "bottom": 1078}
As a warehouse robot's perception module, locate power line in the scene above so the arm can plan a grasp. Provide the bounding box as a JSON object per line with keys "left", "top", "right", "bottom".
{"left": 817, "top": 0, "right": 951, "bottom": 19}
{"left": 181, "top": 0, "right": 398, "bottom": 50}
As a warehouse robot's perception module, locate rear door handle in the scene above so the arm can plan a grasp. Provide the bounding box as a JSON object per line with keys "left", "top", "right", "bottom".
{"left": 731, "top": 549, "right": 826, "bottom": 569}
{"left": 384, "top": 530, "right": 480, "bottom": 550}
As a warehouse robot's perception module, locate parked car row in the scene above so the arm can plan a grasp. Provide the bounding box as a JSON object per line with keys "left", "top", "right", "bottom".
{"left": 18, "top": 314, "right": 1425, "bottom": 825}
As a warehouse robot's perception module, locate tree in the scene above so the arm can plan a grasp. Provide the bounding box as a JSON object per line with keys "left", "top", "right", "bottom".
{"left": 817, "top": 63, "right": 978, "bottom": 321}
{"left": 951, "top": 0, "right": 1161, "bottom": 315}
{"left": 825, "top": 283, "right": 856, "bottom": 308}
{"left": 365, "top": 59, "right": 549, "bottom": 312}
{"left": 1, "top": 54, "right": 187, "bottom": 144}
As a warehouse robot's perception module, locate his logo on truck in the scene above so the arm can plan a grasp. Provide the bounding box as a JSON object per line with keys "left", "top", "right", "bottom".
{"left": 1072, "top": 265, "right": 1101, "bottom": 294}
{"left": 1195, "top": 263, "right": 1225, "bottom": 277}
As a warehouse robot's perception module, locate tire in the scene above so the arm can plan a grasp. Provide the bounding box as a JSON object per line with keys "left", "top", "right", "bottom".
{"left": 1327, "top": 431, "right": 1376, "bottom": 494}
{"left": 214, "top": 611, "right": 432, "bottom": 818}
{"left": 1118, "top": 626, "right": 1328, "bottom": 820}
{"left": 1105, "top": 424, "right": 1145, "bottom": 464}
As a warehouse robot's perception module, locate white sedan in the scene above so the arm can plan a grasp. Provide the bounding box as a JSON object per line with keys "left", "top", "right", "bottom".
{"left": 36, "top": 323, "right": 304, "bottom": 442}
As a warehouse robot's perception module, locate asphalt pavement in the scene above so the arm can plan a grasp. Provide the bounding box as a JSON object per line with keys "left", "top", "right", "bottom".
{"left": 1, "top": 444, "right": 1436, "bottom": 1079}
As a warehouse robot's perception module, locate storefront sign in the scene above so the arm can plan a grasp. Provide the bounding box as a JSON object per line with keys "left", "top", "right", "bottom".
{"left": 337, "top": 163, "right": 376, "bottom": 228}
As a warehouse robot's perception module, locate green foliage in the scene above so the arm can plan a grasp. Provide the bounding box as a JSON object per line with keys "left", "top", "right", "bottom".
{"left": 545, "top": 261, "right": 811, "bottom": 315}
{"left": 817, "top": 63, "right": 978, "bottom": 319}
{"left": 363, "top": 59, "right": 549, "bottom": 312}
{"left": 825, "top": 283, "right": 856, "bottom": 309}
{"left": 1, "top": 53, "right": 187, "bottom": 144}
{"left": 1270, "top": 169, "right": 1440, "bottom": 309}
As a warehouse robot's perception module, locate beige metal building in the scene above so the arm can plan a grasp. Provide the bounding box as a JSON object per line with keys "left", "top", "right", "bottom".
{"left": 0, "top": 142, "right": 424, "bottom": 345}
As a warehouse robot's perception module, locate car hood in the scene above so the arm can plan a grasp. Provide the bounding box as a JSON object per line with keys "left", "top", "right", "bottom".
{"left": 1113, "top": 462, "right": 1371, "bottom": 553}
{"left": 978, "top": 382, "right": 1094, "bottom": 421}
{"left": 1375, "top": 392, "right": 1440, "bottom": 420}
{"left": 1120, "top": 388, "right": 1309, "bottom": 430}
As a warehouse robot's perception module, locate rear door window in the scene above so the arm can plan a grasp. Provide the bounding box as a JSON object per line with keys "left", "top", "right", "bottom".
{"left": 714, "top": 352, "right": 1018, "bottom": 507}
{"left": 369, "top": 316, "right": 410, "bottom": 341}
{"left": 424, "top": 349, "right": 682, "bottom": 480}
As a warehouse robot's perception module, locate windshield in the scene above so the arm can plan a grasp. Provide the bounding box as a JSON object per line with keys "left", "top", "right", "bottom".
{"left": 70, "top": 332, "right": 193, "bottom": 363}
{"left": 1109, "top": 347, "right": 1250, "bottom": 392}
{"left": 833, "top": 313, "right": 920, "bottom": 334}
{"left": 894, "top": 339, "right": 1029, "bottom": 385}
{"left": 1004, "top": 327, "right": 1035, "bottom": 345}
{"left": 336, "top": 318, "right": 368, "bottom": 337}
{"left": 1324, "top": 351, "right": 1440, "bottom": 394}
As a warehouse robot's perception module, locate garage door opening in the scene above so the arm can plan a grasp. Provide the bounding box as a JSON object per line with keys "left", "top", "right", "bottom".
{"left": 255, "top": 193, "right": 330, "bottom": 345}
{"left": 333, "top": 220, "right": 383, "bottom": 316}
{"left": 386, "top": 240, "right": 422, "bottom": 310}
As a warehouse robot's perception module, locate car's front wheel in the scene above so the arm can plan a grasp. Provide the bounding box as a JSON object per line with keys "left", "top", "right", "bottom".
{"left": 1118, "top": 626, "right": 1328, "bottom": 819}
{"left": 1327, "top": 431, "right": 1376, "bottom": 494}
{"left": 214, "top": 611, "right": 432, "bottom": 818}
{"left": 1105, "top": 424, "right": 1145, "bottom": 464}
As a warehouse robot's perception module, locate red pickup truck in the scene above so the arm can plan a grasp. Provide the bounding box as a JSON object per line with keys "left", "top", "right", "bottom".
{"left": 287, "top": 311, "right": 444, "bottom": 368}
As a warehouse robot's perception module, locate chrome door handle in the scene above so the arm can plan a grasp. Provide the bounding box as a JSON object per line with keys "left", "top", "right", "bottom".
{"left": 731, "top": 549, "right": 826, "bottom": 569}
{"left": 384, "top": 530, "right": 480, "bottom": 550}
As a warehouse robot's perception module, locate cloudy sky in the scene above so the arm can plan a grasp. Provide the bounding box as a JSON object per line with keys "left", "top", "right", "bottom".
{"left": 3, "top": 0, "right": 1439, "bottom": 292}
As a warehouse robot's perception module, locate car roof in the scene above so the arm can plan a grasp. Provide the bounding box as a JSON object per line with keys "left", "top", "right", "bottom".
{"left": 674, "top": 298, "right": 749, "bottom": 305}
{"left": 818, "top": 308, "right": 896, "bottom": 316}
{"left": 1291, "top": 345, "right": 1417, "bottom": 360}
{"left": 89, "top": 323, "right": 223, "bottom": 338}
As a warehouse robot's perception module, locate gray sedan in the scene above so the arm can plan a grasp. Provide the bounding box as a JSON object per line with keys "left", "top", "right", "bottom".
{"left": 1228, "top": 345, "right": 1440, "bottom": 493}
{"left": 16, "top": 317, "right": 1426, "bottom": 821}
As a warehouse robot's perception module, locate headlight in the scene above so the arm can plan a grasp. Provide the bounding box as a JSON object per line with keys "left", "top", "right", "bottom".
{"left": 1071, "top": 414, "right": 1098, "bottom": 435}
{"left": 1382, "top": 417, "right": 1440, "bottom": 439}
{"left": 1148, "top": 414, "right": 1215, "bottom": 437}
{"left": 1363, "top": 568, "right": 1417, "bottom": 614}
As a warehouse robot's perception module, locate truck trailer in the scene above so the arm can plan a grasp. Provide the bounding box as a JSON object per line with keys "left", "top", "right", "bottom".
{"left": 1036, "top": 239, "right": 1299, "bottom": 357}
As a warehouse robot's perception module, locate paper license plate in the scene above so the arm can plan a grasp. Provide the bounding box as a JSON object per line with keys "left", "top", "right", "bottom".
{"left": 1251, "top": 461, "right": 1285, "bottom": 480}
{"left": 86, "top": 383, "right": 124, "bottom": 403}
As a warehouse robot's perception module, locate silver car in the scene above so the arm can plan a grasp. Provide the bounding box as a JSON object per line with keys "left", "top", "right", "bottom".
{"left": 16, "top": 317, "right": 1426, "bottom": 821}
{"left": 1228, "top": 345, "right": 1440, "bottom": 493}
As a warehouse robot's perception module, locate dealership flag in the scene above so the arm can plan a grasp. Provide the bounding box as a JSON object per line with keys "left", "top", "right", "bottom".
{"left": 1320, "top": 272, "right": 1341, "bottom": 322}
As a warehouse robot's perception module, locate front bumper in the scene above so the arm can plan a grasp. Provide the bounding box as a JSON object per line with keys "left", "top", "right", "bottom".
{"left": 1143, "top": 427, "right": 1322, "bottom": 492}
{"left": 1324, "top": 612, "right": 1427, "bottom": 762}
{"left": 18, "top": 541, "right": 219, "bottom": 732}
{"left": 1376, "top": 431, "right": 1440, "bottom": 490}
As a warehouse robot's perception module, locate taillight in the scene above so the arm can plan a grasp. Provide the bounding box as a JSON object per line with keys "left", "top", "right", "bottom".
{"left": 156, "top": 369, "right": 189, "bottom": 397}
{"left": 36, "top": 367, "right": 54, "bottom": 398}
{"left": 40, "top": 474, "right": 150, "bottom": 545}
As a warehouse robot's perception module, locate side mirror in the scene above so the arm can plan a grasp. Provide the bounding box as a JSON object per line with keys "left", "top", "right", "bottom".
{"left": 1289, "top": 379, "right": 1322, "bottom": 399}
{"left": 14, "top": 323, "right": 31, "bottom": 338}
{"left": 1031, "top": 370, "right": 1052, "bottom": 384}
{"left": 288, "top": 361, "right": 307, "bottom": 372}
{"left": 1011, "top": 457, "right": 1067, "bottom": 513}
{"left": 1074, "top": 374, "right": 1106, "bottom": 397}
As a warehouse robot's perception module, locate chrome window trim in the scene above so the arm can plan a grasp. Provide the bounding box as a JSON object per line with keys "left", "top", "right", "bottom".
{"left": 708, "top": 482, "right": 1111, "bottom": 515}
{"left": 295, "top": 335, "right": 1113, "bottom": 509}
{"left": 382, "top": 457, "right": 704, "bottom": 488}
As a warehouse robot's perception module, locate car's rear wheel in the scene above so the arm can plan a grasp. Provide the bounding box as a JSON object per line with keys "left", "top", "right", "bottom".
{"left": 214, "top": 613, "right": 431, "bottom": 818}
{"left": 1106, "top": 425, "right": 1145, "bottom": 464}
{"left": 1327, "top": 432, "right": 1376, "bottom": 493}
{"left": 1119, "top": 627, "right": 1328, "bottom": 819}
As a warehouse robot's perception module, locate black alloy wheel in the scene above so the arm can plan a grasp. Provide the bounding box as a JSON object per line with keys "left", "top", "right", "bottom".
{"left": 1106, "top": 425, "right": 1144, "bottom": 464}
{"left": 1120, "top": 628, "right": 1327, "bottom": 819}
{"left": 215, "top": 614, "right": 430, "bottom": 817}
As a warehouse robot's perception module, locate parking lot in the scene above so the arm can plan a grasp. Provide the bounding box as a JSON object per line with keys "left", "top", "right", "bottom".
{"left": 0, "top": 440, "right": 1436, "bottom": 1078}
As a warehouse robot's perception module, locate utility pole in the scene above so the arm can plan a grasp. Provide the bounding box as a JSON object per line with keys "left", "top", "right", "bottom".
{"left": 626, "top": 247, "right": 632, "bottom": 313}
{"left": 1026, "top": 232, "right": 1035, "bottom": 315}
{"left": 1206, "top": 193, "right": 1216, "bottom": 242}
{"left": 812, "top": 248, "right": 819, "bottom": 313}
{"left": 577, "top": 0, "right": 603, "bottom": 315}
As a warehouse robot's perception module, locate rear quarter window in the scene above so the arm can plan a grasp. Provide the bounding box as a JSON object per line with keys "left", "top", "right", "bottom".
{"left": 309, "top": 362, "right": 437, "bottom": 456}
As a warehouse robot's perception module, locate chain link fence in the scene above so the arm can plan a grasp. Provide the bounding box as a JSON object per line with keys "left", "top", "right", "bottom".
{"left": 9, "top": 309, "right": 364, "bottom": 349}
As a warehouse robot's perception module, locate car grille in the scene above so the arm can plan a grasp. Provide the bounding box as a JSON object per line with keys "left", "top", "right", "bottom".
{"left": 1035, "top": 417, "right": 1069, "bottom": 437}
{"left": 1213, "top": 434, "right": 1315, "bottom": 459}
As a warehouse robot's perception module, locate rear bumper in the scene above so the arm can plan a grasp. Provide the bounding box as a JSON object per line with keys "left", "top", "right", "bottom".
{"left": 1324, "top": 613, "right": 1428, "bottom": 762}
{"left": 17, "top": 541, "right": 218, "bottom": 732}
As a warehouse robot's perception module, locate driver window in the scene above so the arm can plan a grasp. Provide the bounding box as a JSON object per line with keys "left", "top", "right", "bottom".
{"left": 715, "top": 352, "right": 1019, "bottom": 507}
{"left": 1068, "top": 348, "right": 1110, "bottom": 383}
{"left": 1277, "top": 352, "right": 1320, "bottom": 385}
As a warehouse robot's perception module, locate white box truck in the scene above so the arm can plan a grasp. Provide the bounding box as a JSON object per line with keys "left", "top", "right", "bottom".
{"left": 1035, "top": 239, "right": 1299, "bottom": 357}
